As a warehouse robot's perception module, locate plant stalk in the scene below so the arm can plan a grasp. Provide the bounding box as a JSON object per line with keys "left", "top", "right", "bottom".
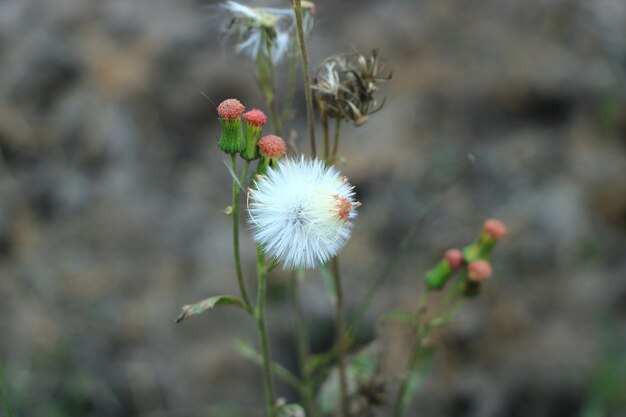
{"left": 292, "top": 0, "right": 316, "bottom": 157}
{"left": 290, "top": 269, "right": 319, "bottom": 417}
{"left": 256, "top": 247, "right": 277, "bottom": 417}
{"left": 231, "top": 154, "right": 253, "bottom": 311}
{"left": 332, "top": 257, "right": 350, "bottom": 417}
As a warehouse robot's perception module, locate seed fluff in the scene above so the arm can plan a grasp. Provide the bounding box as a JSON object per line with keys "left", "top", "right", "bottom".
{"left": 248, "top": 157, "right": 359, "bottom": 269}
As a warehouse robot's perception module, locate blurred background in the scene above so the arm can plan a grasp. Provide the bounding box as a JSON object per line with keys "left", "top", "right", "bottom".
{"left": 1, "top": 0, "right": 625, "bottom": 416}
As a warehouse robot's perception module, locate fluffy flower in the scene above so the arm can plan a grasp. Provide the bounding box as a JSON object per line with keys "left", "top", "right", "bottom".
{"left": 220, "top": 1, "right": 315, "bottom": 64}
{"left": 248, "top": 157, "right": 359, "bottom": 269}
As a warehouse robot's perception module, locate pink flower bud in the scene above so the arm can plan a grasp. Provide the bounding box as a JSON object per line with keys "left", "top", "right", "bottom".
{"left": 258, "top": 135, "right": 286, "bottom": 158}
{"left": 217, "top": 98, "right": 245, "bottom": 120}
{"left": 444, "top": 249, "right": 464, "bottom": 270}
{"left": 468, "top": 260, "right": 493, "bottom": 282}
{"left": 243, "top": 109, "right": 267, "bottom": 126}
{"left": 483, "top": 219, "right": 507, "bottom": 240}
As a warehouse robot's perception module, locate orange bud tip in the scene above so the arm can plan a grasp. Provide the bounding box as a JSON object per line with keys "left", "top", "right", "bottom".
{"left": 468, "top": 260, "right": 493, "bottom": 282}
{"left": 444, "top": 249, "right": 464, "bottom": 270}
{"left": 243, "top": 109, "right": 267, "bottom": 126}
{"left": 258, "top": 135, "right": 286, "bottom": 158}
{"left": 217, "top": 99, "right": 245, "bottom": 120}
{"left": 483, "top": 219, "right": 507, "bottom": 240}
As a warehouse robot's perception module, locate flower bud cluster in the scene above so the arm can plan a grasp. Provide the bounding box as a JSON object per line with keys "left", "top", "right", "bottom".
{"left": 216, "top": 99, "right": 286, "bottom": 168}
{"left": 424, "top": 219, "right": 507, "bottom": 297}
{"left": 312, "top": 49, "right": 391, "bottom": 126}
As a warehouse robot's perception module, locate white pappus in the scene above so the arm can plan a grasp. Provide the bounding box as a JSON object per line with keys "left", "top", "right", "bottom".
{"left": 248, "top": 157, "right": 360, "bottom": 269}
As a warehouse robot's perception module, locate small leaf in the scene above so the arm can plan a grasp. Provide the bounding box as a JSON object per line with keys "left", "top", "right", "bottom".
{"left": 176, "top": 295, "right": 246, "bottom": 323}
{"left": 379, "top": 310, "right": 416, "bottom": 326}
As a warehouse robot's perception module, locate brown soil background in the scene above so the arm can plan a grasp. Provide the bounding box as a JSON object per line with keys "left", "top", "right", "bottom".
{"left": 1, "top": 0, "right": 625, "bottom": 416}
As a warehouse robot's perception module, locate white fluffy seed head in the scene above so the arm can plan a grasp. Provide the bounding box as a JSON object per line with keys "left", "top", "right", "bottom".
{"left": 248, "top": 157, "right": 359, "bottom": 269}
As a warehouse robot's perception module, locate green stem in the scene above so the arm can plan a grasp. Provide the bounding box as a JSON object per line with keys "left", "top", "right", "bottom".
{"left": 393, "top": 290, "right": 434, "bottom": 417}
{"left": 331, "top": 117, "right": 342, "bottom": 164}
{"left": 332, "top": 257, "right": 350, "bottom": 417}
{"left": 349, "top": 156, "right": 476, "bottom": 333}
{"left": 290, "top": 269, "right": 319, "bottom": 417}
{"left": 231, "top": 154, "right": 253, "bottom": 311}
{"left": 256, "top": 247, "right": 277, "bottom": 417}
{"left": 0, "top": 364, "right": 13, "bottom": 417}
{"left": 292, "top": 0, "right": 316, "bottom": 157}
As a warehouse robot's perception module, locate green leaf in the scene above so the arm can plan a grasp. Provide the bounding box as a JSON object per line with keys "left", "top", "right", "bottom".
{"left": 176, "top": 295, "right": 246, "bottom": 323}
{"left": 379, "top": 310, "right": 416, "bottom": 327}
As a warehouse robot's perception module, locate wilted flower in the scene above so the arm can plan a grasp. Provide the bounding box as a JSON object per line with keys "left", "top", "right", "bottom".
{"left": 248, "top": 157, "right": 359, "bottom": 269}
{"left": 220, "top": 1, "right": 315, "bottom": 64}
{"left": 313, "top": 49, "right": 391, "bottom": 126}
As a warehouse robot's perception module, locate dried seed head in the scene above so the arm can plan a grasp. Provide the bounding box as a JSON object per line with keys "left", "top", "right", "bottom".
{"left": 313, "top": 49, "right": 391, "bottom": 126}
{"left": 220, "top": 1, "right": 315, "bottom": 65}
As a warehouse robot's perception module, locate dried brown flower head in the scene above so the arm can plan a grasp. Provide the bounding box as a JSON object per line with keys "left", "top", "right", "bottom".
{"left": 313, "top": 49, "right": 392, "bottom": 126}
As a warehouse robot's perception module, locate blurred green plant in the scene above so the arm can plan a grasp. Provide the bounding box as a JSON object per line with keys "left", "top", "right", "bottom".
{"left": 0, "top": 364, "right": 13, "bottom": 417}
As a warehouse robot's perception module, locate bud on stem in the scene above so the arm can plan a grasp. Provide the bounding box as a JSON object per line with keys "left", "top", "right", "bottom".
{"left": 425, "top": 249, "right": 463, "bottom": 290}
{"left": 217, "top": 99, "right": 246, "bottom": 155}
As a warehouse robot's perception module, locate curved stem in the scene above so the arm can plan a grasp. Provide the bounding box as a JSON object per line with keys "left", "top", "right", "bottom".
{"left": 349, "top": 156, "right": 476, "bottom": 332}
{"left": 292, "top": 0, "right": 316, "bottom": 157}
{"left": 231, "top": 154, "right": 253, "bottom": 311}
{"left": 256, "top": 247, "right": 277, "bottom": 417}
{"left": 332, "top": 257, "right": 350, "bottom": 417}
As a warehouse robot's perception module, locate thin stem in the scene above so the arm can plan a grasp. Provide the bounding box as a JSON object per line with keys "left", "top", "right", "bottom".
{"left": 0, "top": 364, "right": 13, "bottom": 417}
{"left": 332, "top": 257, "right": 350, "bottom": 417}
{"left": 349, "top": 155, "right": 476, "bottom": 332}
{"left": 256, "top": 247, "right": 277, "bottom": 417}
{"left": 321, "top": 108, "right": 329, "bottom": 163}
{"left": 290, "top": 269, "right": 319, "bottom": 417}
{"left": 393, "top": 289, "right": 434, "bottom": 417}
{"left": 292, "top": 0, "right": 316, "bottom": 157}
{"left": 331, "top": 117, "right": 342, "bottom": 164}
{"left": 231, "top": 154, "right": 253, "bottom": 311}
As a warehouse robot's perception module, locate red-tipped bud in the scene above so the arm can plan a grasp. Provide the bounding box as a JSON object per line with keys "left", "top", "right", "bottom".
{"left": 243, "top": 109, "right": 267, "bottom": 126}
{"left": 483, "top": 219, "right": 507, "bottom": 240}
{"left": 217, "top": 99, "right": 245, "bottom": 120}
{"left": 468, "top": 260, "right": 492, "bottom": 282}
{"left": 258, "top": 135, "right": 286, "bottom": 158}
{"left": 444, "top": 249, "right": 464, "bottom": 270}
